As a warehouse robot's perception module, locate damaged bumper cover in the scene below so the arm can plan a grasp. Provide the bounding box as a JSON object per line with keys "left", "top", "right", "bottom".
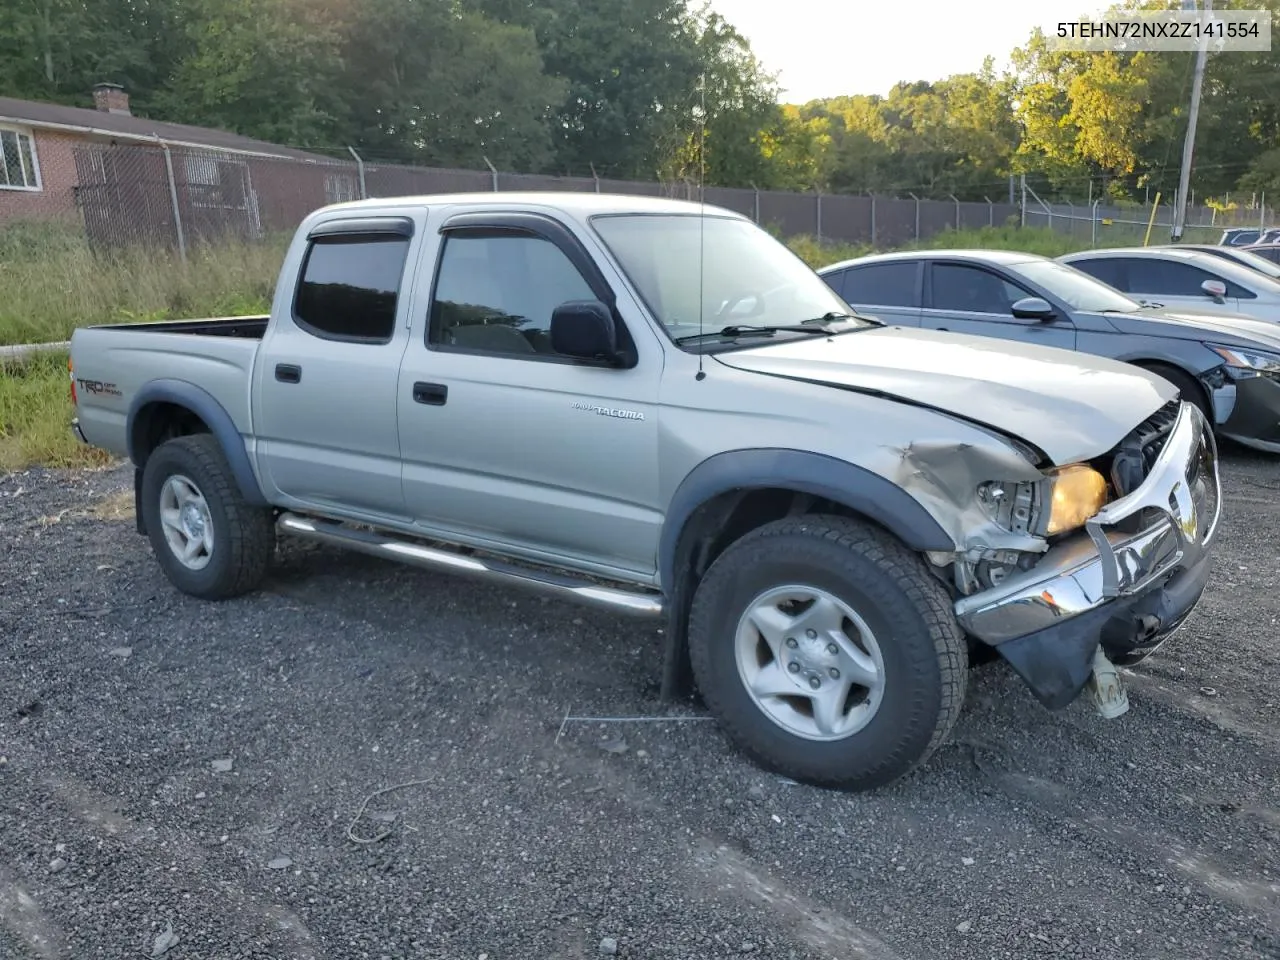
{"left": 953, "top": 402, "right": 1221, "bottom": 709}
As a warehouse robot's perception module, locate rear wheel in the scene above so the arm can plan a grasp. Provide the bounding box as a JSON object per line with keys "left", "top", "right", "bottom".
{"left": 687, "top": 515, "right": 967, "bottom": 790}
{"left": 141, "top": 434, "right": 274, "bottom": 600}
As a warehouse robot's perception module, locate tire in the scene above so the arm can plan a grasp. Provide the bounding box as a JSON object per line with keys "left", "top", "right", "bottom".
{"left": 1139, "top": 363, "right": 1210, "bottom": 420}
{"left": 140, "top": 434, "right": 274, "bottom": 600}
{"left": 687, "top": 514, "right": 967, "bottom": 791}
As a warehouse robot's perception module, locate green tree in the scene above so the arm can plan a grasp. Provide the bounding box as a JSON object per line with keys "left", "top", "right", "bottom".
{"left": 0, "top": 0, "right": 183, "bottom": 111}
{"left": 338, "top": 0, "right": 566, "bottom": 171}
{"left": 158, "top": 0, "right": 347, "bottom": 149}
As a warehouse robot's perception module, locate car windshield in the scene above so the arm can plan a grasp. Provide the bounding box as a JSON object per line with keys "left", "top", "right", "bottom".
{"left": 590, "top": 213, "right": 867, "bottom": 348}
{"left": 1011, "top": 259, "right": 1142, "bottom": 313}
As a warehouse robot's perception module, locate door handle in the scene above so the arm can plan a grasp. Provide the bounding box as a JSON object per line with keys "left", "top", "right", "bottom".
{"left": 275, "top": 363, "right": 301, "bottom": 384}
{"left": 413, "top": 382, "right": 448, "bottom": 406}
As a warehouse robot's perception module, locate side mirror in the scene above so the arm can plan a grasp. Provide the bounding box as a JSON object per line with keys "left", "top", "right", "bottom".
{"left": 1011, "top": 296, "right": 1055, "bottom": 321}
{"left": 550, "top": 299, "right": 621, "bottom": 363}
{"left": 1201, "top": 279, "right": 1227, "bottom": 300}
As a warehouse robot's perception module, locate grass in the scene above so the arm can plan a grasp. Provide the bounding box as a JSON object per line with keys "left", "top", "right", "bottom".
{"left": 0, "top": 350, "right": 112, "bottom": 472}
{"left": 0, "top": 221, "right": 283, "bottom": 346}
{"left": 0, "top": 223, "right": 283, "bottom": 471}
{"left": 0, "top": 216, "right": 1227, "bottom": 472}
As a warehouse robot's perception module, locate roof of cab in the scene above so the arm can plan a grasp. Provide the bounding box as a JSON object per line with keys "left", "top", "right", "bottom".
{"left": 309, "top": 191, "right": 747, "bottom": 220}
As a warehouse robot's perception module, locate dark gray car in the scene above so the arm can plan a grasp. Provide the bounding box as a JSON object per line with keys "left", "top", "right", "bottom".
{"left": 818, "top": 249, "right": 1280, "bottom": 453}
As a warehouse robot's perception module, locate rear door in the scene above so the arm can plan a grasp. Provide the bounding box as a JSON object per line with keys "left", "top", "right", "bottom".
{"left": 253, "top": 215, "right": 421, "bottom": 519}
{"left": 920, "top": 260, "right": 1076, "bottom": 349}
{"left": 831, "top": 261, "right": 923, "bottom": 326}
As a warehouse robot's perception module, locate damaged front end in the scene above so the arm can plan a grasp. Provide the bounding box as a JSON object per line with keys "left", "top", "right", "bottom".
{"left": 906, "top": 400, "right": 1221, "bottom": 711}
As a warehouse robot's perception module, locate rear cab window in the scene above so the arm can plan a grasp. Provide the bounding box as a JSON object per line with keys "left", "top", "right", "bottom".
{"left": 293, "top": 224, "right": 413, "bottom": 343}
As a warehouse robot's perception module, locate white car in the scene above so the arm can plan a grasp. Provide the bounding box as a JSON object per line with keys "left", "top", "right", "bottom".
{"left": 1059, "top": 246, "right": 1280, "bottom": 323}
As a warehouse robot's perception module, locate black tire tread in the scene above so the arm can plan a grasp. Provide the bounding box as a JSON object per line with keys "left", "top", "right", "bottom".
{"left": 687, "top": 513, "right": 967, "bottom": 790}
{"left": 144, "top": 434, "right": 273, "bottom": 600}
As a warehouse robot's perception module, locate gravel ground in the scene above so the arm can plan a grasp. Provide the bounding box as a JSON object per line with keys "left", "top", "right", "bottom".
{"left": 1, "top": 450, "right": 1278, "bottom": 960}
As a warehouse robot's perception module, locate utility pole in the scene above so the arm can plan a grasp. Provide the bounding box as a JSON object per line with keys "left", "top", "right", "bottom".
{"left": 1172, "top": 0, "right": 1211, "bottom": 242}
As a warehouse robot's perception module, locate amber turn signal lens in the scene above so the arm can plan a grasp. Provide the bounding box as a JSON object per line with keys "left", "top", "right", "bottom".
{"left": 1045, "top": 464, "right": 1109, "bottom": 536}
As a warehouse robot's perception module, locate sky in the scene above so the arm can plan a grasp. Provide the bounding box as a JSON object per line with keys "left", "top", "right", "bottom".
{"left": 707, "top": 0, "right": 1112, "bottom": 102}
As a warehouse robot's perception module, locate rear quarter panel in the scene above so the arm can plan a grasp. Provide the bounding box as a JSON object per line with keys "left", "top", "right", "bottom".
{"left": 70, "top": 326, "right": 260, "bottom": 461}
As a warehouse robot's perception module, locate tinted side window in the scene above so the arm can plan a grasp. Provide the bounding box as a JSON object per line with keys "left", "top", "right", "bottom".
{"left": 1125, "top": 258, "right": 1244, "bottom": 297}
{"left": 1072, "top": 258, "right": 1128, "bottom": 290}
{"left": 929, "top": 264, "right": 1023, "bottom": 314}
{"left": 843, "top": 263, "right": 919, "bottom": 307}
{"left": 819, "top": 269, "right": 845, "bottom": 296}
{"left": 293, "top": 234, "right": 410, "bottom": 342}
{"left": 429, "top": 233, "right": 595, "bottom": 357}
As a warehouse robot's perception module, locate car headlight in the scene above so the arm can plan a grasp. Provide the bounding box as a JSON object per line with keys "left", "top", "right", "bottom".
{"left": 1207, "top": 343, "right": 1280, "bottom": 379}
{"left": 1044, "top": 464, "right": 1109, "bottom": 536}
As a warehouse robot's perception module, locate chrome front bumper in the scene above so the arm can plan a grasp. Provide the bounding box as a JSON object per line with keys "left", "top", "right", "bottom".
{"left": 955, "top": 402, "right": 1221, "bottom": 646}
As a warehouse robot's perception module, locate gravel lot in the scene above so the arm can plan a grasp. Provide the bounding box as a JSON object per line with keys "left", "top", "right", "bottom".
{"left": 1, "top": 450, "right": 1278, "bottom": 960}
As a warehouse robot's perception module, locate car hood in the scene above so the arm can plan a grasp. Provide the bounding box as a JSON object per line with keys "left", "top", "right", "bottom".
{"left": 713, "top": 326, "right": 1175, "bottom": 465}
{"left": 1100, "top": 305, "right": 1280, "bottom": 350}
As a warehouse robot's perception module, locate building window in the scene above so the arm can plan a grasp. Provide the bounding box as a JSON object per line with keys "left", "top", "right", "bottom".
{"left": 183, "top": 154, "right": 220, "bottom": 186}
{"left": 0, "top": 127, "right": 40, "bottom": 190}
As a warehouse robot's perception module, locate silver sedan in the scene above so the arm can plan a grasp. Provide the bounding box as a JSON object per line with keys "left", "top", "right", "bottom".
{"left": 1059, "top": 246, "right": 1280, "bottom": 323}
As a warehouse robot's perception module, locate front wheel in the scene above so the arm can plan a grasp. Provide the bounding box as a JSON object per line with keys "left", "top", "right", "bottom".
{"left": 140, "top": 434, "right": 274, "bottom": 600}
{"left": 687, "top": 515, "right": 967, "bottom": 790}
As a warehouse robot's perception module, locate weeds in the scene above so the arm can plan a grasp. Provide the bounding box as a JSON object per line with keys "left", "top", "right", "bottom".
{"left": 0, "top": 224, "right": 284, "bottom": 346}
{"left": 0, "top": 351, "right": 112, "bottom": 471}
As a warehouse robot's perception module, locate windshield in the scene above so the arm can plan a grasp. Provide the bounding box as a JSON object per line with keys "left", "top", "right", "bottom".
{"left": 590, "top": 214, "right": 862, "bottom": 348}
{"left": 1010, "top": 259, "right": 1142, "bottom": 313}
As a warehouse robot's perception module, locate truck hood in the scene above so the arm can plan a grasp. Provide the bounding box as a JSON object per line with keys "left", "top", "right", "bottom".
{"left": 1101, "top": 305, "right": 1280, "bottom": 350}
{"left": 713, "top": 325, "right": 1174, "bottom": 465}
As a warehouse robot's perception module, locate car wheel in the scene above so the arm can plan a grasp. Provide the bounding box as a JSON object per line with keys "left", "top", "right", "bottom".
{"left": 687, "top": 514, "right": 967, "bottom": 790}
{"left": 141, "top": 434, "right": 274, "bottom": 600}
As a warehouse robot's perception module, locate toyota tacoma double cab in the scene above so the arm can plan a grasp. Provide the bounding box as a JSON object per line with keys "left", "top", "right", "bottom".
{"left": 68, "top": 192, "right": 1222, "bottom": 790}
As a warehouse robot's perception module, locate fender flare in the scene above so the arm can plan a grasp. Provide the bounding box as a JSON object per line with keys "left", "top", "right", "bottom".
{"left": 657, "top": 448, "right": 956, "bottom": 593}
{"left": 127, "top": 379, "right": 268, "bottom": 506}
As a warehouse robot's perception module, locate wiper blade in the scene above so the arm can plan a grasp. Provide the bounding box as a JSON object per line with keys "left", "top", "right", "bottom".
{"left": 801, "top": 310, "right": 882, "bottom": 327}
{"left": 675, "top": 323, "right": 833, "bottom": 343}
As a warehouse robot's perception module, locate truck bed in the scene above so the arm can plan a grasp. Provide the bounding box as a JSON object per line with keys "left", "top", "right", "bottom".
{"left": 70, "top": 316, "right": 270, "bottom": 462}
{"left": 89, "top": 315, "right": 270, "bottom": 339}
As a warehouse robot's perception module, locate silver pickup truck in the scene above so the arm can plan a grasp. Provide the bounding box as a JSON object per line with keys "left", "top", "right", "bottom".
{"left": 69, "top": 193, "right": 1222, "bottom": 790}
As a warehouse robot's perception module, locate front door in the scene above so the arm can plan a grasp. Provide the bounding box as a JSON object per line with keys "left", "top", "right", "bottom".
{"left": 920, "top": 261, "right": 1076, "bottom": 349}
{"left": 396, "top": 219, "right": 663, "bottom": 579}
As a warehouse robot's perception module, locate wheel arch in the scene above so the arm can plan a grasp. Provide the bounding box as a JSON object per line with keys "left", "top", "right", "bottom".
{"left": 128, "top": 380, "right": 268, "bottom": 510}
{"left": 1127, "top": 358, "right": 1214, "bottom": 418}
{"left": 656, "top": 449, "right": 957, "bottom": 701}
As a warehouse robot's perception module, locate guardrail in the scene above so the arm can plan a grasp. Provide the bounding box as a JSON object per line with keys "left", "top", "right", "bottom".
{"left": 0, "top": 341, "right": 70, "bottom": 360}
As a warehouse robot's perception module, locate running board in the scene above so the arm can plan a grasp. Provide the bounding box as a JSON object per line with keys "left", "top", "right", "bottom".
{"left": 276, "top": 512, "right": 666, "bottom": 619}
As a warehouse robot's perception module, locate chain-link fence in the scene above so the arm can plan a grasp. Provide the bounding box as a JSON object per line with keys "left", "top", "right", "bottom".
{"left": 1020, "top": 181, "right": 1240, "bottom": 247}
{"left": 43, "top": 140, "right": 1264, "bottom": 257}
{"left": 56, "top": 142, "right": 1036, "bottom": 258}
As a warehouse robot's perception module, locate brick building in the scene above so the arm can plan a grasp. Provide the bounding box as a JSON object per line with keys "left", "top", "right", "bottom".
{"left": 0, "top": 83, "right": 356, "bottom": 245}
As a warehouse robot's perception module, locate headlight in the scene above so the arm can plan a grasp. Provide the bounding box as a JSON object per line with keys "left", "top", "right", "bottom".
{"left": 1207, "top": 343, "right": 1280, "bottom": 379}
{"left": 1044, "top": 464, "right": 1109, "bottom": 535}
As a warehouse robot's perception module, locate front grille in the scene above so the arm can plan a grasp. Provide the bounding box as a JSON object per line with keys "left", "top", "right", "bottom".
{"left": 1110, "top": 399, "right": 1181, "bottom": 498}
